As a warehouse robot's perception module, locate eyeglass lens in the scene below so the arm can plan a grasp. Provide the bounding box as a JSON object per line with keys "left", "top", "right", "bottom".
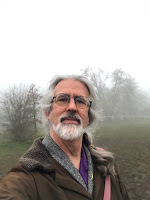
{"left": 55, "top": 94, "right": 90, "bottom": 108}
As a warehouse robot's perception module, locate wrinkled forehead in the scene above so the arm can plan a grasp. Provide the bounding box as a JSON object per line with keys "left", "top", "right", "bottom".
{"left": 54, "top": 79, "right": 89, "bottom": 96}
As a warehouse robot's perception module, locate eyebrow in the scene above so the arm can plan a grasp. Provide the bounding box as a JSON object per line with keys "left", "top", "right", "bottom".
{"left": 56, "top": 93, "right": 88, "bottom": 98}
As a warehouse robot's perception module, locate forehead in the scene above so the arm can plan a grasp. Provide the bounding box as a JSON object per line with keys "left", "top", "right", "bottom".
{"left": 54, "top": 79, "right": 89, "bottom": 96}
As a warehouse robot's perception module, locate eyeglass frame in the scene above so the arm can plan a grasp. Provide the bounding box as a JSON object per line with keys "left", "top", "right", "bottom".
{"left": 51, "top": 93, "right": 92, "bottom": 109}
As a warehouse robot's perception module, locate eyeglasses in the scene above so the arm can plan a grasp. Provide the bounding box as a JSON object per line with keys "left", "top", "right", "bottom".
{"left": 51, "top": 93, "right": 92, "bottom": 109}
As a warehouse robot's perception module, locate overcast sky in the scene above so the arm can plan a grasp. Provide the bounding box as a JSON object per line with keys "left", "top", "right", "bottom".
{"left": 0, "top": 0, "right": 150, "bottom": 92}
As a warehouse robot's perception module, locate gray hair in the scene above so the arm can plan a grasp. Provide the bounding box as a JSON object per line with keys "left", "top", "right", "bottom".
{"left": 83, "top": 133, "right": 116, "bottom": 177}
{"left": 40, "top": 74, "right": 98, "bottom": 131}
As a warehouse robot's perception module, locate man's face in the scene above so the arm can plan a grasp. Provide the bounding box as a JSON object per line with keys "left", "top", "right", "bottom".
{"left": 47, "top": 79, "right": 90, "bottom": 139}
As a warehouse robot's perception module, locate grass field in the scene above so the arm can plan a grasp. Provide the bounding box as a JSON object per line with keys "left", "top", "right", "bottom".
{"left": 0, "top": 140, "right": 32, "bottom": 178}
{"left": 94, "top": 121, "right": 150, "bottom": 200}
{"left": 0, "top": 121, "right": 150, "bottom": 200}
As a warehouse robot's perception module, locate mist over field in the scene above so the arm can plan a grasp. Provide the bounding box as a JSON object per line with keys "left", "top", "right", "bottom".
{"left": 0, "top": 67, "right": 150, "bottom": 199}
{"left": 0, "top": 1, "right": 150, "bottom": 199}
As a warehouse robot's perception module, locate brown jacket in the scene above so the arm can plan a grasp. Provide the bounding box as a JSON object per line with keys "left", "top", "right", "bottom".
{"left": 0, "top": 138, "right": 130, "bottom": 200}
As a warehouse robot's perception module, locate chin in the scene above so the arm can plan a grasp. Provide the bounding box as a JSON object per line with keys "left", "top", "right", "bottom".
{"left": 52, "top": 123, "right": 84, "bottom": 141}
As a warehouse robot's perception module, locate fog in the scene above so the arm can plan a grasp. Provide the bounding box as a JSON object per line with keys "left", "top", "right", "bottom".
{"left": 0, "top": 0, "right": 150, "bottom": 93}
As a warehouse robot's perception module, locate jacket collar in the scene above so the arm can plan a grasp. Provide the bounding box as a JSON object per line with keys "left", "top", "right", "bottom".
{"left": 19, "top": 138, "right": 54, "bottom": 172}
{"left": 18, "top": 136, "right": 105, "bottom": 199}
{"left": 42, "top": 133, "right": 94, "bottom": 195}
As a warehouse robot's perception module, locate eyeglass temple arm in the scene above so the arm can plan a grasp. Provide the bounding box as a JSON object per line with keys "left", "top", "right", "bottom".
{"left": 51, "top": 97, "right": 55, "bottom": 103}
{"left": 89, "top": 101, "right": 92, "bottom": 107}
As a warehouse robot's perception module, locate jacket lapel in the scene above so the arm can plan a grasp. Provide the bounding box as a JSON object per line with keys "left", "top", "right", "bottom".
{"left": 55, "top": 170, "right": 92, "bottom": 199}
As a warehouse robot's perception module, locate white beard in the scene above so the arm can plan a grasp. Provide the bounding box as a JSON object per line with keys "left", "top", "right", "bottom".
{"left": 52, "top": 123, "right": 84, "bottom": 141}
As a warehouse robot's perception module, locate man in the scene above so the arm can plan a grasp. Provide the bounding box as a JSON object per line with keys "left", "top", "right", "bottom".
{"left": 0, "top": 75, "right": 130, "bottom": 200}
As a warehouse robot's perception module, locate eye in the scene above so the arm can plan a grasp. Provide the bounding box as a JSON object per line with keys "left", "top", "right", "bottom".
{"left": 56, "top": 94, "right": 69, "bottom": 106}
{"left": 76, "top": 97, "right": 87, "bottom": 105}
{"left": 57, "top": 96, "right": 68, "bottom": 102}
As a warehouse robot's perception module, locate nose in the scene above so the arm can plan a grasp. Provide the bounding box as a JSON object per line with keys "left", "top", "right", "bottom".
{"left": 66, "top": 98, "right": 77, "bottom": 112}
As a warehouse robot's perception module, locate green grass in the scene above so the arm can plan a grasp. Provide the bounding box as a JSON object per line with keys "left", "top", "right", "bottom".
{"left": 0, "top": 140, "right": 32, "bottom": 178}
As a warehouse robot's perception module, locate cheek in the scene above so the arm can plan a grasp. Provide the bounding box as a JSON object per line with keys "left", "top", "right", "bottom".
{"left": 49, "top": 106, "right": 64, "bottom": 125}
{"left": 49, "top": 111, "right": 57, "bottom": 125}
{"left": 81, "top": 110, "right": 89, "bottom": 127}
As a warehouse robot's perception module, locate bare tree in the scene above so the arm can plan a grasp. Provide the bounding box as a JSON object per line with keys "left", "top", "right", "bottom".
{"left": 81, "top": 66, "right": 110, "bottom": 114}
{"left": 27, "top": 84, "right": 42, "bottom": 138}
{"left": 110, "top": 68, "right": 139, "bottom": 116}
{"left": 81, "top": 67, "right": 141, "bottom": 117}
{"left": 0, "top": 83, "right": 41, "bottom": 142}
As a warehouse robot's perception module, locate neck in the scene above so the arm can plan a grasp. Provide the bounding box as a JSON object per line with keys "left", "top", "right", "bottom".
{"left": 50, "top": 128, "right": 83, "bottom": 169}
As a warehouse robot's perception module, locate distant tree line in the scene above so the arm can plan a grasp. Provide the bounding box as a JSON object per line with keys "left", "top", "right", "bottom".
{"left": 81, "top": 67, "right": 150, "bottom": 117}
{"left": 0, "top": 67, "right": 150, "bottom": 142}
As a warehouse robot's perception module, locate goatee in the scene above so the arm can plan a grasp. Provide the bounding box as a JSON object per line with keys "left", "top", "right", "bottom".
{"left": 52, "top": 113, "right": 85, "bottom": 141}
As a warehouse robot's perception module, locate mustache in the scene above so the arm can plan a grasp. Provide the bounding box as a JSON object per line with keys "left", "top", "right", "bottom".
{"left": 59, "top": 112, "right": 82, "bottom": 125}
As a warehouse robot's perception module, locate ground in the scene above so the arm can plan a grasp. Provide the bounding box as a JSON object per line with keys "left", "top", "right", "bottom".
{"left": 93, "top": 121, "right": 150, "bottom": 200}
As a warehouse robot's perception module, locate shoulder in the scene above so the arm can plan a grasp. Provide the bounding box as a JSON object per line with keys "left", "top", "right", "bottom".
{"left": 0, "top": 166, "right": 38, "bottom": 199}
{"left": 19, "top": 138, "right": 54, "bottom": 172}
